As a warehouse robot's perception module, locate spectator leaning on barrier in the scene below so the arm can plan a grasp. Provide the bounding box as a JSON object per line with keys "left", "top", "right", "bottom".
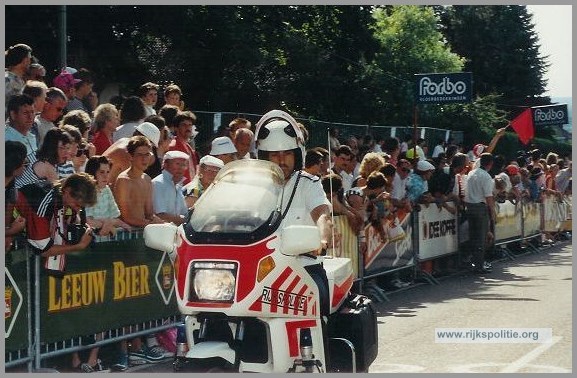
{"left": 555, "top": 161, "right": 572, "bottom": 194}
{"left": 406, "top": 160, "right": 435, "bottom": 205}
{"left": 103, "top": 121, "right": 160, "bottom": 187}
{"left": 15, "top": 172, "right": 97, "bottom": 271}
{"left": 390, "top": 158, "right": 412, "bottom": 212}
{"left": 112, "top": 135, "right": 165, "bottom": 228}
{"left": 464, "top": 152, "right": 496, "bottom": 274}
{"left": 182, "top": 155, "right": 224, "bottom": 209}
{"left": 151, "top": 150, "right": 189, "bottom": 225}
{"left": 84, "top": 155, "right": 131, "bottom": 237}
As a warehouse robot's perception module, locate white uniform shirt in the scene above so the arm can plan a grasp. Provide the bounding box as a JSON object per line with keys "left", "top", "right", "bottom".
{"left": 280, "top": 171, "right": 330, "bottom": 229}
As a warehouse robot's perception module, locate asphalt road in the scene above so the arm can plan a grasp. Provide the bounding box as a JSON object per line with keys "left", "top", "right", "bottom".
{"left": 119, "top": 240, "right": 572, "bottom": 374}
{"left": 369, "top": 241, "right": 572, "bottom": 373}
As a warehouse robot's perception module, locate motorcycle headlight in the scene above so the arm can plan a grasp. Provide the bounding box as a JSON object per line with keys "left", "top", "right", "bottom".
{"left": 190, "top": 262, "right": 237, "bottom": 302}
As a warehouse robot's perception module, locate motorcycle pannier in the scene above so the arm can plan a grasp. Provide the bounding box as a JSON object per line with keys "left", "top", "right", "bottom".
{"left": 327, "top": 294, "right": 378, "bottom": 372}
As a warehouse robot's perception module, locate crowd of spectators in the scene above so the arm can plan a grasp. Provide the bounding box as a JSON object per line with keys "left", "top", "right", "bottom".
{"left": 4, "top": 42, "right": 573, "bottom": 371}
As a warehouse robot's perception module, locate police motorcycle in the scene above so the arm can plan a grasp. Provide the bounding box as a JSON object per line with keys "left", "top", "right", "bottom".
{"left": 144, "top": 111, "right": 378, "bottom": 373}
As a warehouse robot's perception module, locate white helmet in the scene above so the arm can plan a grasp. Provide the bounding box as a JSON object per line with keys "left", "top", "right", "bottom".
{"left": 255, "top": 110, "right": 305, "bottom": 170}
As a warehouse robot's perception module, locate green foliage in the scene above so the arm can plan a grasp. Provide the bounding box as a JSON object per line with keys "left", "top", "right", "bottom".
{"left": 5, "top": 4, "right": 561, "bottom": 161}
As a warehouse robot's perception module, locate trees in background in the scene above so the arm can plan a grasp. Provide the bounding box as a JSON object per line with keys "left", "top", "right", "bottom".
{"left": 6, "top": 5, "right": 563, "bottom": 157}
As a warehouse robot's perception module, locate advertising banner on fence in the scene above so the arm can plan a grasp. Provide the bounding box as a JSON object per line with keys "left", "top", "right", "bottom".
{"left": 5, "top": 248, "right": 29, "bottom": 353}
{"left": 494, "top": 200, "right": 523, "bottom": 243}
{"left": 327, "top": 215, "right": 359, "bottom": 278}
{"left": 417, "top": 203, "right": 459, "bottom": 260}
{"left": 364, "top": 209, "right": 414, "bottom": 275}
{"left": 523, "top": 202, "right": 542, "bottom": 238}
{"left": 39, "top": 230, "right": 179, "bottom": 343}
{"left": 415, "top": 72, "right": 473, "bottom": 104}
{"left": 542, "top": 195, "right": 567, "bottom": 232}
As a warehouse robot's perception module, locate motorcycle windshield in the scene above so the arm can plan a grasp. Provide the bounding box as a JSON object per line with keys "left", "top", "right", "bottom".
{"left": 185, "top": 160, "right": 285, "bottom": 243}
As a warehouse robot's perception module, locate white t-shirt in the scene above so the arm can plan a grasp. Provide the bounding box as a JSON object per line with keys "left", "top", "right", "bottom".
{"left": 465, "top": 168, "right": 494, "bottom": 204}
{"left": 432, "top": 144, "right": 445, "bottom": 158}
{"left": 391, "top": 172, "right": 408, "bottom": 200}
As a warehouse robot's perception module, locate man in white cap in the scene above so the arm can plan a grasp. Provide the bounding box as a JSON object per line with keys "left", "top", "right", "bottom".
{"left": 182, "top": 155, "right": 224, "bottom": 208}
{"left": 406, "top": 159, "right": 436, "bottom": 205}
{"left": 152, "top": 150, "right": 190, "bottom": 225}
{"left": 103, "top": 122, "right": 160, "bottom": 187}
{"left": 168, "top": 111, "right": 200, "bottom": 185}
{"left": 254, "top": 109, "right": 333, "bottom": 317}
{"left": 209, "top": 136, "right": 238, "bottom": 165}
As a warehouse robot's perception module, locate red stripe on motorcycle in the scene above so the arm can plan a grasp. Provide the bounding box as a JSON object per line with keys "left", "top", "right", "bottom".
{"left": 282, "top": 275, "right": 302, "bottom": 314}
{"left": 285, "top": 320, "right": 317, "bottom": 357}
{"left": 270, "top": 267, "right": 293, "bottom": 313}
{"left": 331, "top": 274, "right": 354, "bottom": 308}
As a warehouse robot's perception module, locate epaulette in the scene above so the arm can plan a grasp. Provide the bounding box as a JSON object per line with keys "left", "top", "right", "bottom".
{"left": 299, "top": 171, "right": 321, "bottom": 182}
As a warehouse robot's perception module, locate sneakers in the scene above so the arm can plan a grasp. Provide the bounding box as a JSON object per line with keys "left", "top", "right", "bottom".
{"left": 79, "top": 359, "right": 109, "bottom": 373}
{"left": 148, "top": 344, "right": 173, "bottom": 359}
{"left": 128, "top": 345, "right": 166, "bottom": 364}
{"left": 110, "top": 354, "right": 129, "bottom": 372}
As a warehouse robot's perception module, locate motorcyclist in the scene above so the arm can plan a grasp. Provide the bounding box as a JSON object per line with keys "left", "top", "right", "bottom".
{"left": 254, "top": 110, "right": 333, "bottom": 316}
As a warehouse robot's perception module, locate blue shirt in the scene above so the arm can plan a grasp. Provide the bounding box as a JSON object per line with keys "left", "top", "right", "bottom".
{"left": 5, "top": 125, "right": 37, "bottom": 155}
{"left": 151, "top": 170, "right": 188, "bottom": 217}
{"left": 406, "top": 172, "right": 429, "bottom": 203}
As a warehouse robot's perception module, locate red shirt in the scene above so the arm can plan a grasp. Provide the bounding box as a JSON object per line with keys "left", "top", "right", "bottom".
{"left": 92, "top": 131, "right": 113, "bottom": 155}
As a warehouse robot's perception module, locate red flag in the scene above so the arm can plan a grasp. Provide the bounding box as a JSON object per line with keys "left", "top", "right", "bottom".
{"left": 509, "top": 108, "right": 534, "bottom": 145}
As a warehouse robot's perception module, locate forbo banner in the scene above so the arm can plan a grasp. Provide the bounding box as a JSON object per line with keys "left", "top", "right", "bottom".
{"left": 415, "top": 72, "right": 473, "bottom": 104}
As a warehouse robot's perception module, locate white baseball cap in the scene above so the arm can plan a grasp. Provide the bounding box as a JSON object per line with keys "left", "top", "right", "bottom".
{"left": 163, "top": 150, "right": 189, "bottom": 164}
{"left": 416, "top": 160, "right": 435, "bottom": 171}
{"left": 135, "top": 122, "right": 160, "bottom": 147}
{"left": 199, "top": 155, "right": 224, "bottom": 169}
{"left": 210, "top": 136, "right": 237, "bottom": 156}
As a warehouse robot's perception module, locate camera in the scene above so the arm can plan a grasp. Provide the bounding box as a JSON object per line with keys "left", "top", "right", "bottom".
{"left": 67, "top": 224, "right": 89, "bottom": 245}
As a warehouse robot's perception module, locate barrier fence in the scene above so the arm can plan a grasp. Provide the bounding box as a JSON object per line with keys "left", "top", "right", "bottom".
{"left": 4, "top": 194, "right": 571, "bottom": 371}
{"left": 5, "top": 230, "right": 181, "bottom": 371}
{"left": 327, "top": 194, "right": 572, "bottom": 287}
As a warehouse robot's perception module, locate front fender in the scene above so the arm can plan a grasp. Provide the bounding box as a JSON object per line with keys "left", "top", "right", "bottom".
{"left": 186, "top": 341, "right": 236, "bottom": 364}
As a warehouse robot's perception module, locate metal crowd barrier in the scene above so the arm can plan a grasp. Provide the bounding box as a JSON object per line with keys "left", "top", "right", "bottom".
{"left": 5, "top": 229, "right": 181, "bottom": 372}
{"left": 327, "top": 195, "right": 572, "bottom": 301}
{"left": 6, "top": 195, "right": 571, "bottom": 369}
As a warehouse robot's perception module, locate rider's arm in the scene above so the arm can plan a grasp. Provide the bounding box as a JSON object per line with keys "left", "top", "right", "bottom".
{"left": 311, "top": 203, "right": 333, "bottom": 252}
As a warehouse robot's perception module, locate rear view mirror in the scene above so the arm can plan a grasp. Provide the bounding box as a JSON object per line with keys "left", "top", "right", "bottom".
{"left": 144, "top": 223, "right": 178, "bottom": 253}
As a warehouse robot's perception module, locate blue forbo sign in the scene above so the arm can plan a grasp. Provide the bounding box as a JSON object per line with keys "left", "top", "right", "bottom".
{"left": 415, "top": 72, "right": 473, "bottom": 104}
